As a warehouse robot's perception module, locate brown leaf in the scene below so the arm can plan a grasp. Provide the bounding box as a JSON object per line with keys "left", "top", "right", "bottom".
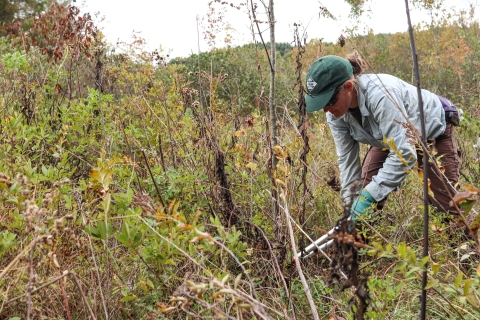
{"left": 450, "top": 191, "right": 477, "bottom": 206}
{"left": 465, "top": 184, "right": 480, "bottom": 193}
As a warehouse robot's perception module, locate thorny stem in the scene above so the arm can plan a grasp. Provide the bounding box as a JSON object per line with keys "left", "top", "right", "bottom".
{"left": 58, "top": 277, "right": 72, "bottom": 320}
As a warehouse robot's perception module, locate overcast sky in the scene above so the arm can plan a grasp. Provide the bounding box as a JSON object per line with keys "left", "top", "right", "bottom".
{"left": 78, "top": 0, "right": 475, "bottom": 58}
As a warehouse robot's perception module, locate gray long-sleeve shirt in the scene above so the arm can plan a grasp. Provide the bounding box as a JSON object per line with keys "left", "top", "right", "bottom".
{"left": 327, "top": 74, "right": 446, "bottom": 204}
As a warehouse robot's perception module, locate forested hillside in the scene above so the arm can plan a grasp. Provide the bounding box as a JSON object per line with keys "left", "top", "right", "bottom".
{"left": 1, "top": 1, "right": 480, "bottom": 319}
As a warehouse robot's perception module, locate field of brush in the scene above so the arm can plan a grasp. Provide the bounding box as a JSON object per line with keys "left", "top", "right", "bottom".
{"left": 1, "top": 2, "right": 480, "bottom": 320}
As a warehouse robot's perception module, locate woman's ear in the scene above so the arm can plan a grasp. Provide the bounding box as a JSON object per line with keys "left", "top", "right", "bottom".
{"left": 345, "top": 80, "right": 354, "bottom": 91}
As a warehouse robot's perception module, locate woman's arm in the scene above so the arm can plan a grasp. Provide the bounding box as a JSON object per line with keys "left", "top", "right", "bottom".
{"left": 366, "top": 89, "right": 417, "bottom": 201}
{"left": 327, "top": 114, "right": 362, "bottom": 205}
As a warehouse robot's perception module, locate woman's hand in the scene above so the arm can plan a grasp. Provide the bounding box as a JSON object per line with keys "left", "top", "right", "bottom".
{"left": 351, "top": 189, "right": 376, "bottom": 221}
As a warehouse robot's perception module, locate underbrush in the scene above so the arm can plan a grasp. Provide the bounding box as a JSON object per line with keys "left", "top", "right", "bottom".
{"left": 1, "top": 3, "right": 480, "bottom": 319}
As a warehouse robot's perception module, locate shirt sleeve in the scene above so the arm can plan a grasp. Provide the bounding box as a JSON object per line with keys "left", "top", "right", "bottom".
{"left": 365, "top": 88, "right": 417, "bottom": 201}
{"left": 327, "top": 114, "right": 362, "bottom": 205}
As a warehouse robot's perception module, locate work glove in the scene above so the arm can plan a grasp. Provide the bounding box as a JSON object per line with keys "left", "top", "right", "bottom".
{"left": 350, "top": 189, "right": 376, "bottom": 223}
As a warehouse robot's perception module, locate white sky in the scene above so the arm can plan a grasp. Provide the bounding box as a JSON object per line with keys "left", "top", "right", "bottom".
{"left": 78, "top": 0, "right": 476, "bottom": 58}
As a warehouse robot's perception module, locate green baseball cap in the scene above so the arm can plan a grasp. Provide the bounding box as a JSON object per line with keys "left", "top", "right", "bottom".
{"left": 305, "top": 56, "right": 353, "bottom": 111}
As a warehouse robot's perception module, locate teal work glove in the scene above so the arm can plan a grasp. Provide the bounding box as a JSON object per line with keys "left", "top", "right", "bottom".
{"left": 350, "top": 189, "right": 376, "bottom": 222}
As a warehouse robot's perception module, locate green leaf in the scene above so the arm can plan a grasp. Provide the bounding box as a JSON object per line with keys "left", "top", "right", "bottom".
{"left": 41, "top": 165, "right": 49, "bottom": 177}
{"left": 444, "top": 286, "right": 457, "bottom": 294}
{"left": 146, "top": 279, "right": 154, "bottom": 289}
{"left": 463, "top": 279, "right": 472, "bottom": 296}
{"left": 120, "top": 295, "right": 137, "bottom": 302}
{"left": 424, "top": 279, "right": 439, "bottom": 290}
{"left": 114, "top": 232, "right": 130, "bottom": 248}
{"left": 421, "top": 256, "right": 429, "bottom": 267}
{"left": 372, "top": 241, "right": 383, "bottom": 251}
{"left": 432, "top": 262, "right": 440, "bottom": 275}
{"left": 101, "top": 193, "right": 111, "bottom": 213}
{"left": 385, "top": 243, "right": 392, "bottom": 253}
{"left": 455, "top": 273, "right": 463, "bottom": 289}
{"left": 466, "top": 295, "right": 478, "bottom": 308}
{"left": 397, "top": 242, "right": 407, "bottom": 259}
{"left": 379, "top": 251, "right": 395, "bottom": 258}
{"left": 405, "top": 266, "right": 422, "bottom": 278}
{"left": 459, "top": 199, "right": 476, "bottom": 216}
{"left": 464, "top": 279, "right": 471, "bottom": 296}
{"left": 406, "top": 247, "right": 417, "bottom": 264}
{"left": 393, "top": 261, "right": 407, "bottom": 273}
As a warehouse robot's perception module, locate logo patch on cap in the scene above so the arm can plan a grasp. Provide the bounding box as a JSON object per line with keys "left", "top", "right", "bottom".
{"left": 306, "top": 76, "right": 317, "bottom": 92}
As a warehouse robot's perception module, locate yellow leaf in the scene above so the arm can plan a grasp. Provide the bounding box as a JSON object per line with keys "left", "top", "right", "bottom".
{"left": 159, "top": 306, "right": 176, "bottom": 313}
{"left": 152, "top": 212, "right": 168, "bottom": 221}
{"left": 90, "top": 169, "right": 102, "bottom": 183}
{"left": 245, "top": 162, "right": 257, "bottom": 171}
{"left": 234, "top": 144, "right": 245, "bottom": 151}
{"left": 169, "top": 296, "right": 187, "bottom": 302}
{"left": 234, "top": 129, "right": 246, "bottom": 137}
{"left": 465, "top": 184, "right": 480, "bottom": 193}
{"left": 189, "top": 236, "right": 203, "bottom": 243}
{"left": 177, "top": 222, "right": 193, "bottom": 230}
{"left": 192, "top": 209, "right": 203, "bottom": 225}
{"left": 273, "top": 145, "right": 283, "bottom": 155}
{"left": 168, "top": 199, "right": 176, "bottom": 214}
{"left": 277, "top": 164, "right": 290, "bottom": 175}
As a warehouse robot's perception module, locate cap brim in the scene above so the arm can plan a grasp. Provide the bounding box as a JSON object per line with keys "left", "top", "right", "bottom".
{"left": 305, "top": 87, "right": 336, "bottom": 112}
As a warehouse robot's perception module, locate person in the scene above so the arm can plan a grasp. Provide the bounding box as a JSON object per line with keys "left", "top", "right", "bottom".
{"left": 305, "top": 53, "right": 461, "bottom": 224}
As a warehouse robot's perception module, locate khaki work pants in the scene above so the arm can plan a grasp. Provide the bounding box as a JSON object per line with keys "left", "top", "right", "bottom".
{"left": 361, "top": 124, "right": 461, "bottom": 216}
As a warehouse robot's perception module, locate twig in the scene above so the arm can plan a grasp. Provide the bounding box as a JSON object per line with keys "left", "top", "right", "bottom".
{"left": 280, "top": 190, "right": 320, "bottom": 320}
{"left": 252, "top": 223, "right": 296, "bottom": 319}
{"left": 120, "top": 122, "right": 144, "bottom": 194}
{"left": 141, "top": 149, "right": 166, "bottom": 207}
{"left": 249, "top": 0, "right": 273, "bottom": 72}
{"left": 59, "top": 276, "right": 72, "bottom": 320}
{"left": 26, "top": 233, "right": 37, "bottom": 320}
{"left": 88, "top": 234, "right": 109, "bottom": 319}
{"left": 432, "top": 287, "right": 467, "bottom": 320}
{"left": 138, "top": 216, "right": 208, "bottom": 273}
{"left": 6, "top": 271, "right": 71, "bottom": 305}
{"left": 212, "top": 239, "right": 258, "bottom": 300}
{"left": 70, "top": 271, "right": 97, "bottom": 320}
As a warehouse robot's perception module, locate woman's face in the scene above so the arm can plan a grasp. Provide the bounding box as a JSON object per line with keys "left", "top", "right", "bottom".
{"left": 323, "top": 81, "right": 357, "bottom": 118}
